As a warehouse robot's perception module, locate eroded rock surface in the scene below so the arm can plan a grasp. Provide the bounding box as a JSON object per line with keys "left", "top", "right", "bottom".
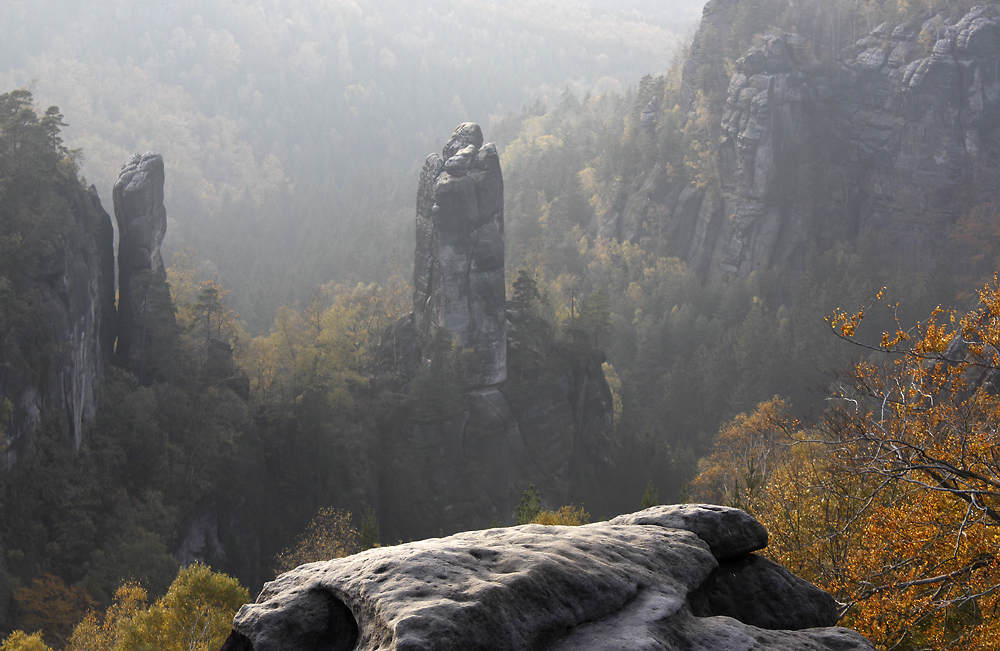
{"left": 222, "top": 505, "right": 872, "bottom": 651}
{"left": 0, "top": 184, "right": 115, "bottom": 461}
{"left": 113, "top": 152, "right": 173, "bottom": 370}
{"left": 377, "top": 124, "right": 616, "bottom": 540}
{"left": 607, "top": 4, "right": 1000, "bottom": 282}
{"left": 413, "top": 123, "right": 506, "bottom": 388}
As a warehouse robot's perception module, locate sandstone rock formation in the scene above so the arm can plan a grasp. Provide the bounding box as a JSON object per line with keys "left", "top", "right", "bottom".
{"left": 605, "top": 3, "right": 1000, "bottom": 282}
{"left": 221, "top": 505, "right": 873, "bottom": 651}
{"left": 0, "top": 183, "right": 115, "bottom": 460}
{"left": 113, "top": 152, "right": 173, "bottom": 371}
{"left": 378, "top": 124, "right": 616, "bottom": 540}
{"left": 413, "top": 123, "right": 506, "bottom": 388}
{"left": 380, "top": 357, "right": 615, "bottom": 541}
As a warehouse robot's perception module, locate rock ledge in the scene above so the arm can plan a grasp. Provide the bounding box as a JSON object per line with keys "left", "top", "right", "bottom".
{"left": 222, "top": 505, "right": 872, "bottom": 651}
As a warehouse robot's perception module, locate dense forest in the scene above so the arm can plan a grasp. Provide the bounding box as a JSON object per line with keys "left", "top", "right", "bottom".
{"left": 4, "top": 0, "right": 1000, "bottom": 649}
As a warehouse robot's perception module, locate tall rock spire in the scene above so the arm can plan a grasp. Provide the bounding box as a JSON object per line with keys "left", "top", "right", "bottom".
{"left": 113, "top": 152, "right": 173, "bottom": 374}
{"left": 413, "top": 123, "right": 506, "bottom": 387}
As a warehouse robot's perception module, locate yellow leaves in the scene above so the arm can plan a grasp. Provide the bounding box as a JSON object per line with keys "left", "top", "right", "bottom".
{"left": 13, "top": 574, "right": 98, "bottom": 648}
{"left": 273, "top": 507, "right": 362, "bottom": 573}
{"left": 577, "top": 165, "right": 610, "bottom": 214}
{"left": 881, "top": 329, "right": 910, "bottom": 348}
{"left": 246, "top": 279, "right": 410, "bottom": 408}
{"left": 827, "top": 307, "right": 864, "bottom": 339}
{"left": 688, "top": 397, "right": 794, "bottom": 516}
{"left": 116, "top": 563, "right": 248, "bottom": 651}
{"left": 66, "top": 582, "right": 146, "bottom": 651}
{"left": 531, "top": 505, "right": 590, "bottom": 526}
{"left": 716, "top": 278, "right": 1000, "bottom": 648}
{"left": 0, "top": 632, "right": 51, "bottom": 651}
{"left": 2, "top": 567, "right": 247, "bottom": 651}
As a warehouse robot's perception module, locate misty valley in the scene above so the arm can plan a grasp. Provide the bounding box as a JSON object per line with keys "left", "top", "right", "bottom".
{"left": 3, "top": 0, "right": 1000, "bottom": 650}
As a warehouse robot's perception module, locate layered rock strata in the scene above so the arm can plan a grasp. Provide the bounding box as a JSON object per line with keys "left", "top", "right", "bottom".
{"left": 605, "top": 3, "right": 1000, "bottom": 281}
{"left": 221, "top": 505, "right": 873, "bottom": 651}
{"left": 413, "top": 123, "right": 506, "bottom": 388}
{"left": 113, "top": 152, "right": 173, "bottom": 370}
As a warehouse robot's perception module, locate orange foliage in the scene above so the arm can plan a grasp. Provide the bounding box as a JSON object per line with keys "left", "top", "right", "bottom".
{"left": 531, "top": 505, "right": 590, "bottom": 526}
{"left": 693, "top": 277, "right": 1000, "bottom": 649}
{"left": 14, "top": 575, "right": 97, "bottom": 648}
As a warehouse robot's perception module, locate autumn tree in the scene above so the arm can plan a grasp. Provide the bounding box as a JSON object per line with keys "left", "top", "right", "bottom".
{"left": 3, "top": 566, "right": 246, "bottom": 651}
{"left": 12, "top": 575, "right": 97, "bottom": 647}
{"left": 530, "top": 505, "right": 590, "bottom": 526}
{"left": 114, "top": 563, "right": 247, "bottom": 651}
{"left": 0, "top": 632, "right": 51, "bottom": 651}
{"left": 273, "top": 507, "right": 383, "bottom": 574}
{"left": 511, "top": 483, "right": 589, "bottom": 526}
{"left": 65, "top": 582, "right": 147, "bottom": 651}
{"left": 689, "top": 397, "right": 794, "bottom": 513}
{"left": 693, "top": 277, "right": 1000, "bottom": 649}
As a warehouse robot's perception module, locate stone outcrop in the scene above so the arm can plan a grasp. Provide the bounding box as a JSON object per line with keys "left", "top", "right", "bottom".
{"left": 0, "top": 183, "right": 115, "bottom": 461}
{"left": 606, "top": 3, "right": 1000, "bottom": 281}
{"left": 221, "top": 505, "right": 873, "bottom": 651}
{"left": 378, "top": 124, "right": 616, "bottom": 540}
{"left": 413, "top": 123, "right": 506, "bottom": 388}
{"left": 113, "top": 152, "right": 173, "bottom": 371}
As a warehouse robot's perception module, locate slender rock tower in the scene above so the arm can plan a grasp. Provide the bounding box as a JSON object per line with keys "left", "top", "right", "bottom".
{"left": 413, "top": 123, "right": 506, "bottom": 387}
{"left": 113, "top": 152, "right": 172, "bottom": 372}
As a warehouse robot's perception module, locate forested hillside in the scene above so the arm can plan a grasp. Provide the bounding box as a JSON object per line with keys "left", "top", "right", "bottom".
{"left": 492, "top": 0, "right": 1000, "bottom": 510}
{"left": 4, "top": 0, "right": 1000, "bottom": 649}
{"left": 0, "top": 0, "right": 702, "bottom": 328}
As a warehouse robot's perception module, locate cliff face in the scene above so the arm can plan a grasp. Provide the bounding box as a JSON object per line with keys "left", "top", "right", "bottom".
{"left": 610, "top": 3, "right": 1000, "bottom": 281}
{"left": 0, "top": 182, "right": 114, "bottom": 462}
{"left": 1, "top": 151, "right": 174, "bottom": 464}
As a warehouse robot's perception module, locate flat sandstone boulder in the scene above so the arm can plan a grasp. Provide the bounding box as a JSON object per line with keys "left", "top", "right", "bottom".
{"left": 221, "top": 505, "right": 873, "bottom": 651}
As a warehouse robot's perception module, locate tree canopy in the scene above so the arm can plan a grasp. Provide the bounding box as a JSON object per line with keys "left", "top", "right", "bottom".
{"left": 692, "top": 277, "right": 1000, "bottom": 649}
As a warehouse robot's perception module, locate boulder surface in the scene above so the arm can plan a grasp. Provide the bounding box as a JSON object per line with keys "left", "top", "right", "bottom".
{"left": 221, "top": 505, "right": 873, "bottom": 651}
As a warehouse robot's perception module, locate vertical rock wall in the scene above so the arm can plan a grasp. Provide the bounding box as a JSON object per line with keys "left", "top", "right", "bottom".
{"left": 0, "top": 183, "right": 115, "bottom": 461}
{"left": 413, "top": 123, "right": 506, "bottom": 388}
{"left": 607, "top": 5, "right": 1000, "bottom": 282}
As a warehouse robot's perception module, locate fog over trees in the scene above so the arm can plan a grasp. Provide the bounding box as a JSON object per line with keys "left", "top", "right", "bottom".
{"left": 6, "top": 0, "right": 1000, "bottom": 648}
{"left": 0, "top": 0, "right": 702, "bottom": 327}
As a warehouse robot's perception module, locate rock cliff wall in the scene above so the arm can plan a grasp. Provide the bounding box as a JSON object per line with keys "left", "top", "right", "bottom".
{"left": 608, "top": 3, "right": 1000, "bottom": 281}
{"left": 0, "top": 182, "right": 114, "bottom": 462}
{"left": 380, "top": 355, "right": 615, "bottom": 541}
{"left": 221, "top": 505, "right": 874, "bottom": 651}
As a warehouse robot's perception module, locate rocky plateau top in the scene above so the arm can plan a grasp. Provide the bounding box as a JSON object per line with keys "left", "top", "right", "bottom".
{"left": 221, "top": 504, "right": 874, "bottom": 651}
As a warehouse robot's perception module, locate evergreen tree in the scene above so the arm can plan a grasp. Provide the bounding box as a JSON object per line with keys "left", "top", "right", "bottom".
{"left": 515, "top": 483, "right": 542, "bottom": 525}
